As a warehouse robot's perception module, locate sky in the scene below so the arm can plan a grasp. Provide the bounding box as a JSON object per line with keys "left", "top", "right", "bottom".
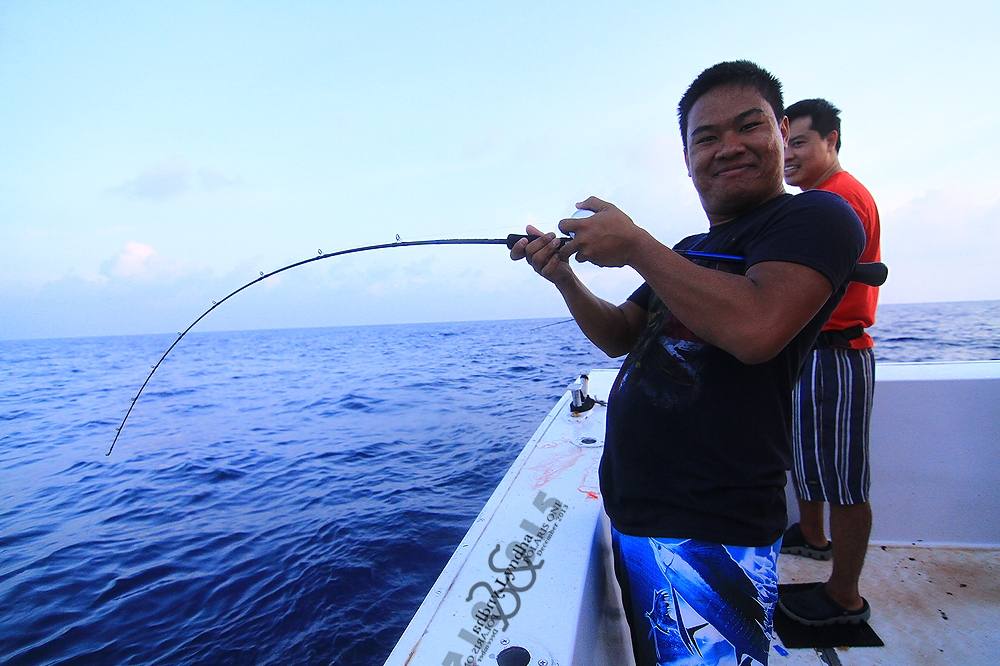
{"left": 2, "top": 1, "right": 998, "bottom": 340}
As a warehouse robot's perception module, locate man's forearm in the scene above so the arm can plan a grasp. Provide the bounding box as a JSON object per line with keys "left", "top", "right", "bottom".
{"left": 627, "top": 231, "right": 829, "bottom": 364}
{"left": 554, "top": 272, "right": 637, "bottom": 358}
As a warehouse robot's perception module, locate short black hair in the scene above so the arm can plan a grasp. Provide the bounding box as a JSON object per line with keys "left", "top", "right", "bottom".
{"left": 786, "top": 98, "right": 842, "bottom": 152}
{"left": 677, "top": 60, "right": 784, "bottom": 150}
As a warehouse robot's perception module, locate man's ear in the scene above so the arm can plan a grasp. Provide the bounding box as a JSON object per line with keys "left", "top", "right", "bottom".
{"left": 825, "top": 129, "right": 839, "bottom": 153}
{"left": 683, "top": 148, "right": 691, "bottom": 178}
{"left": 779, "top": 115, "right": 790, "bottom": 143}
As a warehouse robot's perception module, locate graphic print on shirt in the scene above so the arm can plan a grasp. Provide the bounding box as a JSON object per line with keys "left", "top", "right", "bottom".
{"left": 613, "top": 254, "right": 745, "bottom": 409}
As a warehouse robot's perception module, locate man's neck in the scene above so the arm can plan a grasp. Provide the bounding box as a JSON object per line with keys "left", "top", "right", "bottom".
{"left": 706, "top": 189, "right": 787, "bottom": 227}
{"left": 806, "top": 160, "right": 843, "bottom": 190}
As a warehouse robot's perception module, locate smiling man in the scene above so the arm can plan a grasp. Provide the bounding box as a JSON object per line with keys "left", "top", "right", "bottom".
{"left": 778, "top": 98, "right": 882, "bottom": 628}
{"left": 511, "top": 61, "right": 864, "bottom": 664}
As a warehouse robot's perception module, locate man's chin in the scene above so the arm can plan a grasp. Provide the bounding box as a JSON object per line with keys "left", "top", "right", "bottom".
{"left": 784, "top": 168, "right": 811, "bottom": 189}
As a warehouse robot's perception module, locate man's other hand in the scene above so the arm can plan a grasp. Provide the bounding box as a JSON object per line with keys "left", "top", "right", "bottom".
{"left": 509, "top": 224, "right": 574, "bottom": 286}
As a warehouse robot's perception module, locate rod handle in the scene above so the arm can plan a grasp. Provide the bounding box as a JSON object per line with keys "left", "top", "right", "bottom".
{"left": 850, "top": 261, "right": 888, "bottom": 287}
{"left": 504, "top": 234, "right": 888, "bottom": 287}
{"left": 505, "top": 234, "right": 572, "bottom": 250}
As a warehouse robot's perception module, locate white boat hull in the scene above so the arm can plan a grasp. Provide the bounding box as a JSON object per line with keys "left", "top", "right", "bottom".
{"left": 388, "top": 361, "right": 1000, "bottom": 665}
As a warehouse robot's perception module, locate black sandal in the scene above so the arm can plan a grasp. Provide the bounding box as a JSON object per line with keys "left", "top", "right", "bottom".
{"left": 778, "top": 583, "right": 871, "bottom": 626}
{"left": 780, "top": 523, "right": 833, "bottom": 561}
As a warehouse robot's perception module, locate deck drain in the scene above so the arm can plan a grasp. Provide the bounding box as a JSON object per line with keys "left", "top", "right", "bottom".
{"left": 581, "top": 437, "right": 597, "bottom": 445}
{"left": 496, "top": 646, "right": 530, "bottom": 666}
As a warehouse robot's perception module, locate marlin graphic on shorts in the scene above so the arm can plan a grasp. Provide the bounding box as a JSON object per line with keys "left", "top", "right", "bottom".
{"left": 648, "top": 539, "right": 770, "bottom": 665}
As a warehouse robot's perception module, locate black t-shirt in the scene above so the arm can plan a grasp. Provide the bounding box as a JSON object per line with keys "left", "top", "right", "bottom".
{"left": 599, "top": 191, "right": 865, "bottom": 546}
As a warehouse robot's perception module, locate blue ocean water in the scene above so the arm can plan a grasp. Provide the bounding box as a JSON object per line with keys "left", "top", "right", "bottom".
{"left": 1, "top": 301, "right": 998, "bottom": 665}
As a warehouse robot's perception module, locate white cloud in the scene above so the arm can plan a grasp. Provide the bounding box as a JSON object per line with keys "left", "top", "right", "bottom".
{"left": 198, "top": 168, "right": 242, "bottom": 192}
{"left": 110, "top": 160, "right": 241, "bottom": 201}
{"left": 111, "top": 241, "right": 157, "bottom": 278}
{"left": 111, "top": 160, "right": 191, "bottom": 201}
{"left": 101, "top": 241, "right": 187, "bottom": 282}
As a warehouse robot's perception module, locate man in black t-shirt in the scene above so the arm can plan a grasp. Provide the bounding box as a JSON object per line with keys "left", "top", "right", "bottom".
{"left": 510, "top": 61, "right": 863, "bottom": 665}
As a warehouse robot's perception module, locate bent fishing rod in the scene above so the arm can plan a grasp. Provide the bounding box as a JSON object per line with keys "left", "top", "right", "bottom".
{"left": 108, "top": 236, "right": 513, "bottom": 456}
{"left": 107, "top": 234, "right": 887, "bottom": 456}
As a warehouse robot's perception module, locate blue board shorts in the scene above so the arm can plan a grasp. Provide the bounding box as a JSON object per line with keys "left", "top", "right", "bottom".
{"left": 611, "top": 527, "right": 783, "bottom": 665}
{"left": 791, "top": 346, "right": 875, "bottom": 505}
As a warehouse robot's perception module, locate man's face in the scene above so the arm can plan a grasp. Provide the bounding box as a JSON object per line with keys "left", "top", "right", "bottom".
{"left": 683, "top": 84, "right": 788, "bottom": 224}
{"left": 784, "top": 116, "right": 838, "bottom": 189}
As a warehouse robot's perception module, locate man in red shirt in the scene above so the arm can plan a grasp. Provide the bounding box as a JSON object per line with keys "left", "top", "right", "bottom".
{"left": 779, "top": 98, "right": 881, "bottom": 626}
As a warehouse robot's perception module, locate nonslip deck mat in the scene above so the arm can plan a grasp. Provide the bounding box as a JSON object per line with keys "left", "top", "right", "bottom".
{"left": 774, "top": 583, "right": 885, "bottom": 649}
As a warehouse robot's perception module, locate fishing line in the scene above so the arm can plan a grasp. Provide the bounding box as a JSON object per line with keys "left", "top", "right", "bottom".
{"left": 529, "top": 318, "right": 577, "bottom": 332}
{"left": 108, "top": 234, "right": 886, "bottom": 455}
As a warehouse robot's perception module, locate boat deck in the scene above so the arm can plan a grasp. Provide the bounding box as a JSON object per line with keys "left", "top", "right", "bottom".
{"left": 776, "top": 545, "right": 1000, "bottom": 664}
{"left": 387, "top": 363, "right": 1000, "bottom": 665}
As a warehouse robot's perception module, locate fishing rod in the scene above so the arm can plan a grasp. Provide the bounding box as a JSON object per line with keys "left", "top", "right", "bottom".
{"left": 107, "top": 236, "right": 526, "bottom": 456}
{"left": 108, "top": 234, "right": 887, "bottom": 455}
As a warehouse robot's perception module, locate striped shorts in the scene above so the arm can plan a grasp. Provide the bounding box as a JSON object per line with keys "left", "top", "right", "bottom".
{"left": 791, "top": 346, "right": 875, "bottom": 505}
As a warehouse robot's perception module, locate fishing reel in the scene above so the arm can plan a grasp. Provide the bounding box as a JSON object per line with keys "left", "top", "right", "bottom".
{"left": 570, "top": 373, "right": 602, "bottom": 415}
